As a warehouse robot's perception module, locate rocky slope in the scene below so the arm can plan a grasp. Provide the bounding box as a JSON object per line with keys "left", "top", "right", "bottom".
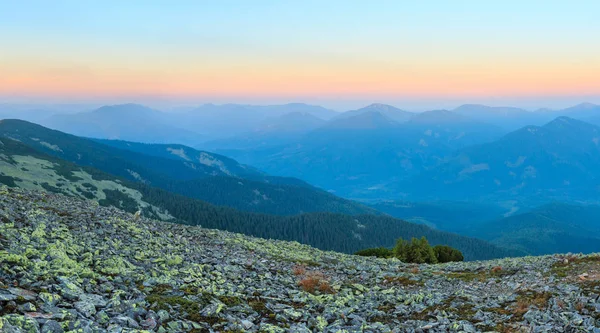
{"left": 1, "top": 187, "right": 599, "bottom": 332}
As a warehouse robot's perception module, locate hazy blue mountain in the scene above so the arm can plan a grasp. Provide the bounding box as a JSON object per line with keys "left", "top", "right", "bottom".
{"left": 452, "top": 104, "right": 544, "bottom": 130}
{"left": 370, "top": 200, "right": 508, "bottom": 233}
{"left": 451, "top": 103, "right": 600, "bottom": 131}
{"left": 201, "top": 112, "right": 326, "bottom": 150}
{"left": 177, "top": 103, "right": 338, "bottom": 138}
{"left": 258, "top": 111, "right": 326, "bottom": 131}
{"left": 218, "top": 110, "right": 503, "bottom": 198}
{"left": 473, "top": 202, "right": 600, "bottom": 255}
{"left": 404, "top": 110, "right": 504, "bottom": 148}
{"left": 323, "top": 110, "right": 400, "bottom": 129}
{"left": 332, "top": 103, "right": 414, "bottom": 123}
{"left": 94, "top": 138, "right": 310, "bottom": 187}
{"left": 41, "top": 103, "right": 204, "bottom": 146}
{"left": 402, "top": 116, "right": 600, "bottom": 203}
{"left": 0, "top": 119, "right": 376, "bottom": 216}
{"left": 560, "top": 102, "right": 600, "bottom": 121}
{"left": 0, "top": 103, "right": 96, "bottom": 122}
{"left": 454, "top": 104, "right": 528, "bottom": 117}
{"left": 587, "top": 116, "right": 600, "bottom": 127}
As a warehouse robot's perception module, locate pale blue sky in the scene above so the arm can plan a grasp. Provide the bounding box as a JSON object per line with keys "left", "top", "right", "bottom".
{"left": 1, "top": 1, "right": 599, "bottom": 110}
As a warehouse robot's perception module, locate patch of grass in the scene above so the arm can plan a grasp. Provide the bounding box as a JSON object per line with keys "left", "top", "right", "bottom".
{"left": 147, "top": 293, "right": 218, "bottom": 325}
{"left": 39, "top": 206, "right": 72, "bottom": 217}
{"left": 411, "top": 296, "right": 475, "bottom": 321}
{"left": 152, "top": 284, "right": 173, "bottom": 294}
{"left": 383, "top": 275, "right": 424, "bottom": 286}
{"left": 580, "top": 280, "right": 600, "bottom": 295}
{"left": 550, "top": 255, "right": 600, "bottom": 280}
{"left": 218, "top": 295, "right": 243, "bottom": 306}
{"left": 446, "top": 267, "right": 516, "bottom": 282}
{"left": 513, "top": 290, "right": 553, "bottom": 318}
{"left": 249, "top": 298, "right": 279, "bottom": 324}
{"left": 249, "top": 299, "right": 268, "bottom": 313}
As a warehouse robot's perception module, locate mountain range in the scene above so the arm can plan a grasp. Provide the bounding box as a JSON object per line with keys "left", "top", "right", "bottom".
{"left": 0, "top": 123, "right": 514, "bottom": 259}
{"left": 403, "top": 116, "right": 600, "bottom": 204}
{"left": 3, "top": 101, "right": 600, "bottom": 257}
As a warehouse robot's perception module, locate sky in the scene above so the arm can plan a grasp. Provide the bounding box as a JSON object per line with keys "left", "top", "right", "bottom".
{"left": 1, "top": 0, "right": 600, "bottom": 110}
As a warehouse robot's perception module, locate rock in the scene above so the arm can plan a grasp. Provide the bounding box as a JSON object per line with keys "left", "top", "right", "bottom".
{"left": 157, "top": 309, "right": 170, "bottom": 323}
{"left": 95, "top": 310, "right": 110, "bottom": 325}
{"left": 241, "top": 319, "right": 254, "bottom": 329}
{"left": 139, "top": 317, "right": 157, "bottom": 330}
{"left": 114, "top": 316, "right": 139, "bottom": 329}
{"left": 284, "top": 308, "right": 303, "bottom": 321}
{"left": 200, "top": 302, "right": 224, "bottom": 316}
{"left": 2, "top": 314, "right": 41, "bottom": 333}
{"left": 41, "top": 320, "right": 64, "bottom": 333}
{"left": 7, "top": 288, "right": 37, "bottom": 302}
{"left": 1, "top": 187, "right": 600, "bottom": 332}
{"left": 17, "top": 302, "right": 36, "bottom": 313}
{"left": 166, "top": 320, "right": 181, "bottom": 331}
{"left": 79, "top": 294, "right": 107, "bottom": 308}
{"left": 107, "top": 324, "right": 124, "bottom": 333}
{"left": 38, "top": 293, "right": 61, "bottom": 307}
{"left": 56, "top": 278, "right": 84, "bottom": 301}
{"left": 74, "top": 300, "right": 97, "bottom": 317}
{"left": 0, "top": 292, "right": 18, "bottom": 302}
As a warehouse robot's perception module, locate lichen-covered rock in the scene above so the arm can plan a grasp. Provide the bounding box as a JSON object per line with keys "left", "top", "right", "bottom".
{"left": 1, "top": 186, "right": 600, "bottom": 332}
{"left": 74, "top": 300, "right": 96, "bottom": 318}
{"left": 40, "top": 320, "right": 64, "bottom": 333}
{"left": 2, "top": 314, "right": 41, "bottom": 333}
{"left": 38, "top": 293, "right": 61, "bottom": 307}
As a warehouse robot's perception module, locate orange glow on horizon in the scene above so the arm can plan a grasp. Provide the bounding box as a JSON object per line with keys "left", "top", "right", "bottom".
{"left": 1, "top": 55, "right": 599, "bottom": 100}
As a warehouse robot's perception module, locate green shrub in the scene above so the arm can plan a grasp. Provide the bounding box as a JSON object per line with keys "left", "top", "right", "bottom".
{"left": 355, "top": 247, "right": 393, "bottom": 258}
{"left": 434, "top": 245, "right": 464, "bottom": 263}
{"left": 358, "top": 236, "right": 463, "bottom": 264}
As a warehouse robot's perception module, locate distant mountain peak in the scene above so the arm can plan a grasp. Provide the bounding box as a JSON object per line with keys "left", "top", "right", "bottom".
{"left": 324, "top": 110, "right": 399, "bottom": 129}
{"left": 544, "top": 116, "right": 589, "bottom": 128}
{"left": 455, "top": 103, "right": 487, "bottom": 109}
{"left": 92, "top": 103, "right": 156, "bottom": 115}
{"left": 409, "top": 109, "right": 468, "bottom": 124}
{"left": 453, "top": 104, "right": 528, "bottom": 115}
{"left": 574, "top": 102, "right": 599, "bottom": 109}
{"left": 363, "top": 103, "right": 402, "bottom": 111}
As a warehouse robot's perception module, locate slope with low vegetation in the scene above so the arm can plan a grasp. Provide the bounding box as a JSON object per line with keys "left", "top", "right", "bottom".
{"left": 1, "top": 187, "right": 599, "bottom": 332}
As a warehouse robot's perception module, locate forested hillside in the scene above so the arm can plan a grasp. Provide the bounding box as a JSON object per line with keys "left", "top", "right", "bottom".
{"left": 0, "top": 136, "right": 515, "bottom": 260}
